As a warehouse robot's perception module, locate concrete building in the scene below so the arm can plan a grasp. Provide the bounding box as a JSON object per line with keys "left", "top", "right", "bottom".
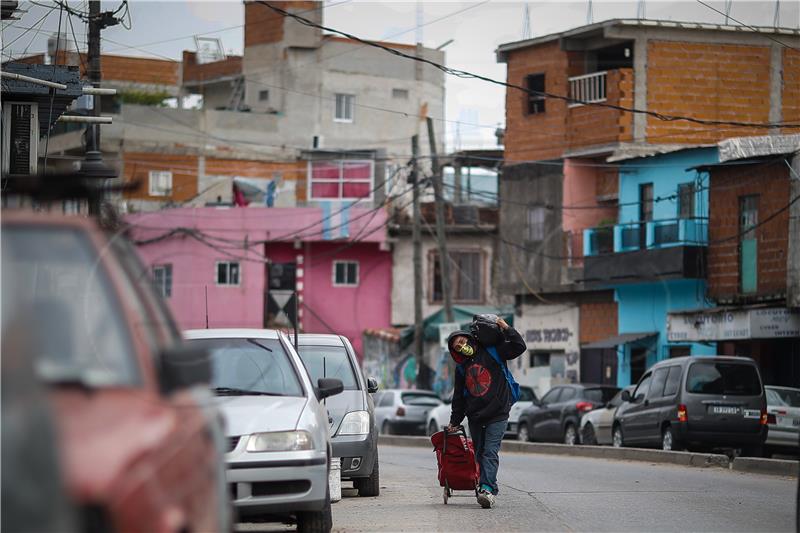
{"left": 496, "top": 19, "right": 800, "bottom": 391}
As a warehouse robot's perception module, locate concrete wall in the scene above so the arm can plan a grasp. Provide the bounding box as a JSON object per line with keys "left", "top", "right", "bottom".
{"left": 391, "top": 233, "right": 498, "bottom": 325}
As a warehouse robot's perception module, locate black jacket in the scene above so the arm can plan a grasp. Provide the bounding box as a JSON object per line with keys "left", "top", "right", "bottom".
{"left": 448, "top": 327, "right": 527, "bottom": 426}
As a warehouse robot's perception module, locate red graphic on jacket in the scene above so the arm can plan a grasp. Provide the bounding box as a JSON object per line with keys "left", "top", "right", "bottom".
{"left": 465, "top": 364, "right": 492, "bottom": 397}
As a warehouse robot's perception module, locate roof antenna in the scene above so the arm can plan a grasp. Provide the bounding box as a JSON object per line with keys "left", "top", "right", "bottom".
{"left": 586, "top": 0, "right": 593, "bottom": 25}
{"left": 773, "top": 0, "right": 780, "bottom": 28}
{"left": 636, "top": 0, "right": 646, "bottom": 20}
{"left": 724, "top": 0, "right": 733, "bottom": 24}
{"left": 522, "top": 3, "right": 532, "bottom": 39}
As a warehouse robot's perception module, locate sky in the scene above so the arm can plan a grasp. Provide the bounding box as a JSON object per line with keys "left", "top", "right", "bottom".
{"left": 2, "top": 1, "right": 798, "bottom": 149}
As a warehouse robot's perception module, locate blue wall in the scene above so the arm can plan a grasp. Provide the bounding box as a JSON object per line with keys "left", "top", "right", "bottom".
{"left": 618, "top": 148, "right": 717, "bottom": 224}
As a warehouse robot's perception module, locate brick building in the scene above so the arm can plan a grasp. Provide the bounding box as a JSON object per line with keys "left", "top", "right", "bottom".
{"left": 496, "top": 20, "right": 800, "bottom": 390}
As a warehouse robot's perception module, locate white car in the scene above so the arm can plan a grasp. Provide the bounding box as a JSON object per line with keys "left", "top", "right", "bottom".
{"left": 579, "top": 386, "right": 633, "bottom": 445}
{"left": 185, "top": 329, "right": 343, "bottom": 532}
{"left": 425, "top": 385, "right": 536, "bottom": 438}
{"left": 765, "top": 385, "right": 800, "bottom": 457}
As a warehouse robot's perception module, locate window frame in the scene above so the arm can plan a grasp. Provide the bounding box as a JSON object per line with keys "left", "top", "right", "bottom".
{"left": 215, "top": 260, "right": 241, "bottom": 287}
{"left": 307, "top": 159, "right": 375, "bottom": 201}
{"left": 148, "top": 170, "right": 173, "bottom": 197}
{"left": 677, "top": 182, "right": 696, "bottom": 219}
{"left": 392, "top": 88, "right": 409, "bottom": 99}
{"left": 527, "top": 205, "right": 546, "bottom": 242}
{"left": 258, "top": 89, "right": 270, "bottom": 102}
{"left": 332, "top": 260, "right": 359, "bottom": 287}
{"left": 524, "top": 73, "right": 546, "bottom": 115}
{"left": 152, "top": 263, "right": 173, "bottom": 298}
{"left": 334, "top": 93, "right": 355, "bottom": 123}
{"left": 428, "top": 248, "right": 485, "bottom": 305}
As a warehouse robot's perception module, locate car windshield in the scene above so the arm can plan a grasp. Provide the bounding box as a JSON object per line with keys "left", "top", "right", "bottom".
{"left": 297, "top": 345, "right": 359, "bottom": 390}
{"left": 2, "top": 225, "right": 140, "bottom": 387}
{"left": 766, "top": 387, "right": 800, "bottom": 407}
{"left": 686, "top": 362, "right": 761, "bottom": 396}
{"left": 584, "top": 387, "right": 621, "bottom": 404}
{"left": 401, "top": 392, "right": 442, "bottom": 406}
{"left": 187, "top": 337, "right": 303, "bottom": 396}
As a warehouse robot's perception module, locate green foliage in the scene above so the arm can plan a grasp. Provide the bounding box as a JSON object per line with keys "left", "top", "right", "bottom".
{"left": 118, "top": 89, "right": 171, "bottom": 107}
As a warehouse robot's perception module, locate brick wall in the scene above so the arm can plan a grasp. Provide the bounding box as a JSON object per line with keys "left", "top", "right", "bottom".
{"left": 783, "top": 48, "right": 800, "bottom": 133}
{"left": 566, "top": 68, "right": 634, "bottom": 150}
{"left": 123, "top": 152, "right": 198, "bottom": 202}
{"left": 182, "top": 51, "right": 242, "bottom": 84}
{"left": 707, "top": 160, "right": 791, "bottom": 301}
{"left": 50, "top": 51, "right": 179, "bottom": 86}
{"left": 244, "top": 1, "right": 318, "bottom": 47}
{"left": 579, "top": 301, "right": 618, "bottom": 344}
{"left": 646, "top": 41, "right": 772, "bottom": 143}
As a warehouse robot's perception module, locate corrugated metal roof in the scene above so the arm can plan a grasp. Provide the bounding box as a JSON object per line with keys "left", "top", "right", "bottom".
{"left": 606, "top": 143, "right": 714, "bottom": 163}
{"left": 718, "top": 134, "right": 800, "bottom": 162}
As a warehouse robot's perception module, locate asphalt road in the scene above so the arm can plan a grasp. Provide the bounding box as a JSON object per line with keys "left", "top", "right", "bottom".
{"left": 238, "top": 444, "right": 797, "bottom": 532}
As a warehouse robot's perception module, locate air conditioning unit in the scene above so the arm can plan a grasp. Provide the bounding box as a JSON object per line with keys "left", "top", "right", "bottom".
{"left": 2, "top": 102, "right": 39, "bottom": 176}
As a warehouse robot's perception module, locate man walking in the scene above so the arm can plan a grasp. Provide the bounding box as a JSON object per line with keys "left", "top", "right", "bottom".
{"left": 446, "top": 316, "right": 526, "bottom": 508}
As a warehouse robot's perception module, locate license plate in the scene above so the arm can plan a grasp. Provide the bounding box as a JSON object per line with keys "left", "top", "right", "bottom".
{"left": 778, "top": 416, "right": 800, "bottom": 427}
{"left": 710, "top": 405, "right": 740, "bottom": 415}
{"left": 742, "top": 409, "right": 760, "bottom": 419}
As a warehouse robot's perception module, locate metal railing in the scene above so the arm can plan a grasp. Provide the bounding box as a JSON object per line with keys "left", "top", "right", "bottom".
{"left": 583, "top": 217, "right": 709, "bottom": 256}
{"left": 568, "top": 71, "right": 608, "bottom": 107}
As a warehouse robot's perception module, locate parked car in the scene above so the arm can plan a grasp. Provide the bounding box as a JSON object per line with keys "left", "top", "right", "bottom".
{"left": 506, "top": 386, "right": 538, "bottom": 438}
{"left": 373, "top": 389, "right": 443, "bottom": 435}
{"left": 517, "top": 384, "right": 621, "bottom": 444}
{"left": 765, "top": 386, "right": 800, "bottom": 457}
{"left": 2, "top": 211, "right": 229, "bottom": 533}
{"left": 185, "top": 328, "right": 343, "bottom": 532}
{"left": 425, "top": 398, "right": 471, "bottom": 437}
{"left": 613, "top": 356, "right": 768, "bottom": 455}
{"left": 580, "top": 386, "right": 635, "bottom": 445}
{"left": 295, "top": 334, "right": 380, "bottom": 497}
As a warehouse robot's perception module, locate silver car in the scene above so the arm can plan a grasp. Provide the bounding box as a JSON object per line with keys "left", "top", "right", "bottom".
{"left": 580, "top": 386, "right": 634, "bottom": 445}
{"left": 373, "top": 389, "right": 442, "bottom": 435}
{"left": 295, "top": 334, "right": 380, "bottom": 497}
{"left": 184, "top": 329, "right": 343, "bottom": 532}
{"left": 765, "top": 386, "right": 800, "bottom": 456}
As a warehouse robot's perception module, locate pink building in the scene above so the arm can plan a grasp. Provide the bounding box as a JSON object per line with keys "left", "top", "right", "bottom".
{"left": 127, "top": 207, "right": 392, "bottom": 358}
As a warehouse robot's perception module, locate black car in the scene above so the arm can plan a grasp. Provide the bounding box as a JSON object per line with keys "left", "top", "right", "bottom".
{"left": 612, "top": 356, "right": 768, "bottom": 455}
{"left": 517, "top": 384, "right": 621, "bottom": 445}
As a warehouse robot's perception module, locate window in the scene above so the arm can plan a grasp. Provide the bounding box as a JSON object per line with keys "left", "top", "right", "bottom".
{"left": 540, "top": 387, "right": 562, "bottom": 404}
{"left": 379, "top": 392, "right": 394, "bottom": 407}
{"left": 527, "top": 206, "right": 546, "bottom": 241}
{"left": 560, "top": 387, "right": 577, "bottom": 402}
{"left": 519, "top": 386, "right": 536, "bottom": 402}
{"left": 297, "top": 345, "right": 359, "bottom": 390}
{"left": 525, "top": 73, "right": 546, "bottom": 114}
{"left": 431, "top": 250, "right": 483, "bottom": 303}
{"left": 258, "top": 89, "right": 269, "bottom": 102}
{"left": 152, "top": 264, "right": 172, "bottom": 298}
{"left": 309, "top": 159, "right": 373, "bottom": 200}
{"left": 334, "top": 93, "right": 355, "bottom": 122}
{"left": 632, "top": 372, "right": 652, "bottom": 401}
{"left": 216, "top": 261, "right": 240, "bottom": 286}
{"left": 392, "top": 88, "right": 409, "bottom": 99}
{"left": 686, "top": 362, "right": 761, "bottom": 396}
{"left": 148, "top": 170, "right": 173, "bottom": 196}
{"left": 530, "top": 352, "right": 550, "bottom": 368}
{"left": 649, "top": 367, "right": 670, "bottom": 398}
{"left": 678, "top": 183, "right": 695, "bottom": 219}
{"left": 669, "top": 346, "right": 691, "bottom": 358}
{"left": 333, "top": 261, "right": 359, "bottom": 286}
{"left": 663, "top": 366, "right": 682, "bottom": 397}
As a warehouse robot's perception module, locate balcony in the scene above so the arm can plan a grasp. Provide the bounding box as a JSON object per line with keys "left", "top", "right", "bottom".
{"left": 565, "top": 68, "right": 633, "bottom": 153}
{"left": 581, "top": 218, "right": 708, "bottom": 283}
{"left": 568, "top": 71, "right": 608, "bottom": 107}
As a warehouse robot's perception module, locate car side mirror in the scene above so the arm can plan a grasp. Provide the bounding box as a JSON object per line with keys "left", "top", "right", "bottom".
{"left": 317, "top": 378, "right": 344, "bottom": 400}
{"left": 367, "top": 377, "right": 379, "bottom": 394}
{"left": 620, "top": 390, "right": 632, "bottom": 402}
{"left": 159, "top": 344, "right": 211, "bottom": 395}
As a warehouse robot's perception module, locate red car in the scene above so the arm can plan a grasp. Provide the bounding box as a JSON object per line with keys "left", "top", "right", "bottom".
{"left": 2, "top": 211, "right": 230, "bottom": 533}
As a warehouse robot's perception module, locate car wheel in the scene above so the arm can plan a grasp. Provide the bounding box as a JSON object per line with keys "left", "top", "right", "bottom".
{"left": 612, "top": 425, "right": 624, "bottom": 448}
{"left": 357, "top": 453, "right": 380, "bottom": 497}
{"left": 380, "top": 420, "right": 391, "bottom": 435}
{"left": 296, "top": 488, "right": 332, "bottom": 533}
{"left": 517, "top": 422, "right": 531, "bottom": 442}
{"left": 563, "top": 424, "right": 577, "bottom": 446}
{"left": 661, "top": 425, "right": 683, "bottom": 452}
{"left": 581, "top": 423, "right": 598, "bottom": 446}
{"left": 427, "top": 420, "right": 438, "bottom": 436}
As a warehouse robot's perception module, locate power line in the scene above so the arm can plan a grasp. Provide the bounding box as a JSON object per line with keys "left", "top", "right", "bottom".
{"left": 695, "top": 0, "right": 800, "bottom": 51}
{"left": 256, "top": 0, "right": 800, "bottom": 130}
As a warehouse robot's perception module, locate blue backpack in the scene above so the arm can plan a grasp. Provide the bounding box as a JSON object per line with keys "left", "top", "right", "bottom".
{"left": 457, "top": 346, "right": 521, "bottom": 404}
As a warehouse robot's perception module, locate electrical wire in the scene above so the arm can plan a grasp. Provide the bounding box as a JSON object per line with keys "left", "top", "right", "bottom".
{"left": 256, "top": 0, "right": 800, "bottom": 130}
{"left": 694, "top": 0, "right": 800, "bottom": 51}
{"left": 42, "top": 4, "right": 64, "bottom": 173}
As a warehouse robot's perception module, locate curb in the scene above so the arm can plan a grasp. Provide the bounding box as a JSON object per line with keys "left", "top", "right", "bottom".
{"left": 378, "top": 435, "right": 798, "bottom": 477}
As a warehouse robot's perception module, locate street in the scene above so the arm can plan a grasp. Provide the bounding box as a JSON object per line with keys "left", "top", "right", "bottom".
{"left": 240, "top": 445, "right": 796, "bottom": 532}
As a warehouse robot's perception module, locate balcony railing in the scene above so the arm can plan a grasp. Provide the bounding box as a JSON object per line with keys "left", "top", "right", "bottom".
{"left": 583, "top": 217, "right": 708, "bottom": 257}
{"left": 568, "top": 71, "right": 607, "bottom": 108}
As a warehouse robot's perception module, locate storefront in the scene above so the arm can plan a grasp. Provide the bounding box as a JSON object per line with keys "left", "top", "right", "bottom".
{"left": 667, "top": 307, "right": 800, "bottom": 387}
{"left": 513, "top": 304, "right": 580, "bottom": 395}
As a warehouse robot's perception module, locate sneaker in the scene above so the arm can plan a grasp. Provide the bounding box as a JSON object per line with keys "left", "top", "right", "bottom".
{"left": 476, "top": 489, "right": 495, "bottom": 509}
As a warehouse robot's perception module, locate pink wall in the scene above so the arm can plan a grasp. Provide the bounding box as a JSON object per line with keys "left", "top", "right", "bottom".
{"left": 127, "top": 207, "right": 391, "bottom": 358}
{"left": 562, "top": 159, "right": 617, "bottom": 259}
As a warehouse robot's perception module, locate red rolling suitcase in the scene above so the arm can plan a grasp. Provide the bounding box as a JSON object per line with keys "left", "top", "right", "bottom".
{"left": 430, "top": 426, "right": 480, "bottom": 504}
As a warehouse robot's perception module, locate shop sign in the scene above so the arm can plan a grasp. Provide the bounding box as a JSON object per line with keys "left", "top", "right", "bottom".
{"left": 750, "top": 308, "right": 800, "bottom": 338}
{"left": 667, "top": 308, "right": 800, "bottom": 341}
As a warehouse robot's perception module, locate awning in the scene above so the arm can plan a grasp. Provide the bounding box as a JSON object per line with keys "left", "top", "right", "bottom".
{"left": 582, "top": 332, "right": 658, "bottom": 349}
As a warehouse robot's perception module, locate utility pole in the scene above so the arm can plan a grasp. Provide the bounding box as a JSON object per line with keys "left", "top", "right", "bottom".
{"left": 411, "top": 135, "right": 425, "bottom": 389}
{"left": 427, "top": 117, "right": 453, "bottom": 323}
{"left": 87, "top": 0, "right": 102, "bottom": 151}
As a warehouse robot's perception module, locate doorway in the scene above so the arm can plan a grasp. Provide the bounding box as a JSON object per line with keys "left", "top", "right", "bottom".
{"left": 630, "top": 347, "right": 647, "bottom": 384}
{"left": 639, "top": 183, "right": 653, "bottom": 249}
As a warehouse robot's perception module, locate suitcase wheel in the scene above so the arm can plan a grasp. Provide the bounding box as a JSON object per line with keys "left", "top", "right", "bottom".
{"left": 443, "top": 482, "right": 449, "bottom": 504}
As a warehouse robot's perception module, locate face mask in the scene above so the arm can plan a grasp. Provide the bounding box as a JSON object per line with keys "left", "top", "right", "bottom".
{"left": 457, "top": 343, "right": 475, "bottom": 357}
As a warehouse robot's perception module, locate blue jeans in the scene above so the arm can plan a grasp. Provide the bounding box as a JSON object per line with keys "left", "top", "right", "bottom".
{"left": 468, "top": 418, "right": 507, "bottom": 495}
